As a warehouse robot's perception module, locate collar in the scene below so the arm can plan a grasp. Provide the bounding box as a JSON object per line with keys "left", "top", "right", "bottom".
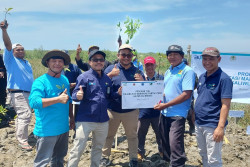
{"left": 117, "top": 62, "right": 134, "bottom": 70}
{"left": 145, "top": 71, "right": 157, "bottom": 80}
{"left": 204, "top": 67, "right": 222, "bottom": 79}
{"left": 169, "top": 62, "right": 185, "bottom": 70}
{"left": 89, "top": 68, "right": 103, "bottom": 78}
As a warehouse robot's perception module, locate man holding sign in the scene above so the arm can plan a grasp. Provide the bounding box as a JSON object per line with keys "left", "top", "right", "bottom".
{"left": 154, "top": 45, "right": 196, "bottom": 167}
{"left": 194, "top": 47, "right": 233, "bottom": 167}
{"left": 100, "top": 44, "right": 144, "bottom": 167}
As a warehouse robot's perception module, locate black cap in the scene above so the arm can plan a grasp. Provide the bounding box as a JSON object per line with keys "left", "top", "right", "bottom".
{"left": 166, "top": 45, "right": 184, "bottom": 56}
{"left": 88, "top": 49, "right": 106, "bottom": 60}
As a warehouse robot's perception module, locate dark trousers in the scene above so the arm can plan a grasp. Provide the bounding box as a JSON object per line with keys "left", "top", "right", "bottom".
{"left": 137, "top": 117, "right": 162, "bottom": 155}
{"left": 159, "top": 115, "right": 186, "bottom": 167}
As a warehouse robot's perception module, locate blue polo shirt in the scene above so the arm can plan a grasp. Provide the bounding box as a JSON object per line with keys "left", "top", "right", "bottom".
{"left": 104, "top": 62, "right": 145, "bottom": 113}
{"left": 139, "top": 72, "right": 164, "bottom": 119}
{"left": 162, "top": 62, "right": 195, "bottom": 118}
{"left": 72, "top": 68, "right": 116, "bottom": 122}
{"left": 3, "top": 49, "right": 33, "bottom": 91}
{"left": 194, "top": 68, "right": 233, "bottom": 128}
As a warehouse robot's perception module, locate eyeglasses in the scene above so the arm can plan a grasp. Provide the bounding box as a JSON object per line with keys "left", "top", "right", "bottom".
{"left": 15, "top": 48, "right": 24, "bottom": 52}
{"left": 91, "top": 58, "right": 105, "bottom": 62}
{"left": 120, "top": 53, "right": 133, "bottom": 58}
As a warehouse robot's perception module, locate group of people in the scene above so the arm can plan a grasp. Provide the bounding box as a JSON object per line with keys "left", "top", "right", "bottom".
{"left": 0, "top": 20, "right": 233, "bottom": 167}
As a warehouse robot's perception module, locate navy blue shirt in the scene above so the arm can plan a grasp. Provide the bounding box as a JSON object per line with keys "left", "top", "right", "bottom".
{"left": 194, "top": 68, "right": 233, "bottom": 128}
{"left": 64, "top": 63, "right": 82, "bottom": 84}
{"left": 139, "top": 72, "right": 164, "bottom": 119}
{"left": 72, "top": 68, "right": 116, "bottom": 122}
{"left": 104, "top": 62, "right": 144, "bottom": 113}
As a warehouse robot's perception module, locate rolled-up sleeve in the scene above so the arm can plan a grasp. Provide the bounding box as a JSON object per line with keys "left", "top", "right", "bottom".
{"left": 29, "top": 80, "right": 45, "bottom": 109}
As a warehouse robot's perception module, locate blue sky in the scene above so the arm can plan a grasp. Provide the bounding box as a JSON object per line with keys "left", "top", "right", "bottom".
{"left": 1, "top": 0, "right": 250, "bottom": 54}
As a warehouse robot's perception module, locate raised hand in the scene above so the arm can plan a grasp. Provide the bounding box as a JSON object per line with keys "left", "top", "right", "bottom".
{"left": 58, "top": 88, "right": 69, "bottom": 104}
{"left": 76, "top": 44, "right": 82, "bottom": 60}
{"left": 76, "top": 86, "right": 84, "bottom": 100}
{"left": 0, "top": 21, "right": 8, "bottom": 30}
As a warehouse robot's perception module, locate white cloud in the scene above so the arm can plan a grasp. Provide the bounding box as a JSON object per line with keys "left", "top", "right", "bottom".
{"left": 190, "top": 21, "right": 226, "bottom": 29}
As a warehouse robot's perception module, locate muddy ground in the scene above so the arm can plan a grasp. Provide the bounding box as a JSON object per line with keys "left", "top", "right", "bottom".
{"left": 0, "top": 113, "right": 249, "bottom": 167}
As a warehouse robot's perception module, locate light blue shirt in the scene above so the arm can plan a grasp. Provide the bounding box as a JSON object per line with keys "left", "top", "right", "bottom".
{"left": 162, "top": 62, "right": 195, "bottom": 118}
{"left": 3, "top": 49, "right": 33, "bottom": 91}
{"left": 29, "top": 74, "right": 71, "bottom": 137}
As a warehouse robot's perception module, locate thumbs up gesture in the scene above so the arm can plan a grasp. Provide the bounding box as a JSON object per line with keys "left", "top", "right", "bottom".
{"left": 76, "top": 86, "right": 84, "bottom": 100}
{"left": 108, "top": 64, "right": 120, "bottom": 78}
{"left": 59, "top": 89, "right": 69, "bottom": 104}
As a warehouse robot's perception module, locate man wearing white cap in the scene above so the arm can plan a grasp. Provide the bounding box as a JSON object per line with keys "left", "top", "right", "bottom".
{"left": 0, "top": 21, "right": 34, "bottom": 150}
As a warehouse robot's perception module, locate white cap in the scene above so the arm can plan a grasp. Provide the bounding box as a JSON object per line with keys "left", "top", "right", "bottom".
{"left": 12, "top": 43, "right": 23, "bottom": 49}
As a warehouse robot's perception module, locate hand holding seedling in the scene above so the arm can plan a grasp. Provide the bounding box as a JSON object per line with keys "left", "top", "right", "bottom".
{"left": 2, "top": 8, "right": 13, "bottom": 29}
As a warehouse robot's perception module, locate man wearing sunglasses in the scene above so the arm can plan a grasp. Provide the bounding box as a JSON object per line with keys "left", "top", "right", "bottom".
{"left": 0, "top": 21, "right": 34, "bottom": 151}
{"left": 68, "top": 49, "right": 121, "bottom": 167}
{"left": 100, "top": 44, "right": 144, "bottom": 167}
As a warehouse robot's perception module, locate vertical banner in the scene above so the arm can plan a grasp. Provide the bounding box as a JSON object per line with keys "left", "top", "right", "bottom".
{"left": 191, "top": 51, "right": 250, "bottom": 104}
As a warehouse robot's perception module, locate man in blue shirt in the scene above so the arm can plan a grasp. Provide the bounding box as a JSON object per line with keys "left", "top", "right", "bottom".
{"left": 100, "top": 44, "right": 144, "bottom": 167}
{"left": 194, "top": 47, "right": 233, "bottom": 167}
{"left": 154, "top": 45, "right": 196, "bottom": 167}
{"left": 68, "top": 50, "right": 120, "bottom": 167}
{"left": 1, "top": 21, "right": 34, "bottom": 150}
{"left": 29, "top": 50, "right": 72, "bottom": 167}
{"left": 137, "top": 56, "right": 163, "bottom": 161}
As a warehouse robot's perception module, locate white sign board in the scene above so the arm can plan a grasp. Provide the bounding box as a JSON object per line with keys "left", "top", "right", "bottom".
{"left": 121, "top": 81, "right": 164, "bottom": 109}
{"left": 247, "top": 126, "right": 250, "bottom": 135}
{"left": 229, "top": 110, "right": 244, "bottom": 118}
{"left": 191, "top": 51, "right": 250, "bottom": 104}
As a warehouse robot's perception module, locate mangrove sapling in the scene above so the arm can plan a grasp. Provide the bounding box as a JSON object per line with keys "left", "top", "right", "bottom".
{"left": 2, "top": 8, "right": 13, "bottom": 28}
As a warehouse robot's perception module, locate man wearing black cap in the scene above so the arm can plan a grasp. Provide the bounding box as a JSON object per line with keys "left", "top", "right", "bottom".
{"left": 75, "top": 44, "right": 112, "bottom": 71}
{"left": 154, "top": 45, "right": 196, "bottom": 167}
{"left": 29, "top": 50, "right": 73, "bottom": 167}
{"left": 68, "top": 49, "right": 120, "bottom": 167}
{"left": 1, "top": 20, "right": 34, "bottom": 150}
{"left": 194, "top": 47, "right": 233, "bottom": 167}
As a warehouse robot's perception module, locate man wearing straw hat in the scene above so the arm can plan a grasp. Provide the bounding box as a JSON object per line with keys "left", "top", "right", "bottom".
{"left": 29, "top": 50, "right": 73, "bottom": 167}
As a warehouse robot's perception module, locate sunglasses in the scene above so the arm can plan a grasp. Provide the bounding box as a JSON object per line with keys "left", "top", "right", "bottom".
{"left": 91, "top": 58, "right": 105, "bottom": 62}
{"left": 120, "top": 53, "right": 133, "bottom": 58}
{"left": 15, "top": 48, "right": 24, "bottom": 52}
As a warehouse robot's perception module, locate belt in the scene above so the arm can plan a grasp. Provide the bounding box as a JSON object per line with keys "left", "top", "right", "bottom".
{"left": 9, "top": 90, "right": 30, "bottom": 93}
